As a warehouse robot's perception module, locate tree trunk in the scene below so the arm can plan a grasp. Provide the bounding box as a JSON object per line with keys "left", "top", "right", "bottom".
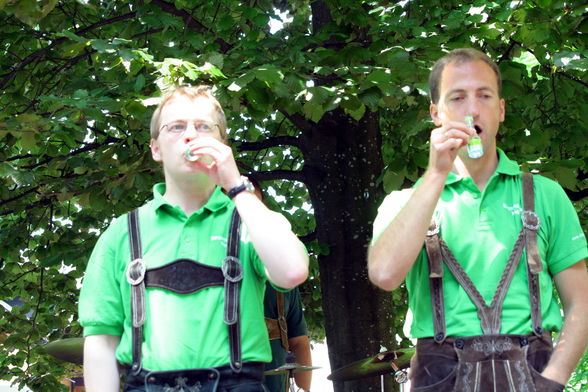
{"left": 302, "top": 108, "right": 397, "bottom": 392}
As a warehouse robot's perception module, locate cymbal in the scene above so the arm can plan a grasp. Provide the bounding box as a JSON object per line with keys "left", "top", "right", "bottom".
{"left": 328, "top": 347, "right": 415, "bottom": 381}
{"left": 264, "top": 363, "right": 321, "bottom": 376}
{"left": 42, "top": 338, "right": 84, "bottom": 365}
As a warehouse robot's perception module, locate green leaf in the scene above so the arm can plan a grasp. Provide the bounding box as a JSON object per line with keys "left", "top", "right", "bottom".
{"left": 253, "top": 65, "right": 284, "bottom": 84}
{"left": 61, "top": 30, "right": 89, "bottom": 44}
{"left": 302, "top": 101, "right": 325, "bottom": 123}
{"left": 134, "top": 74, "right": 145, "bottom": 92}
{"left": 91, "top": 39, "right": 115, "bottom": 53}
{"left": 344, "top": 103, "right": 366, "bottom": 121}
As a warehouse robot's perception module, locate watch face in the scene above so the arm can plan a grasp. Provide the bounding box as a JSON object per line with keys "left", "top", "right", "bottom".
{"left": 242, "top": 176, "right": 255, "bottom": 193}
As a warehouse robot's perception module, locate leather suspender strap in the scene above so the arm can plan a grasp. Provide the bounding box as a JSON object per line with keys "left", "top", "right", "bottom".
{"left": 425, "top": 222, "right": 447, "bottom": 343}
{"left": 522, "top": 173, "right": 544, "bottom": 336}
{"left": 439, "top": 232, "right": 526, "bottom": 335}
{"left": 425, "top": 173, "right": 544, "bottom": 338}
{"left": 276, "top": 291, "right": 290, "bottom": 351}
{"left": 127, "top": 209, "right": 146, "bottom": 375}
{"left": 126, "top": 208, "right": 245, "bottom": 374}
{"left": 223, "top": 209, "right": 244, "bottom": 373}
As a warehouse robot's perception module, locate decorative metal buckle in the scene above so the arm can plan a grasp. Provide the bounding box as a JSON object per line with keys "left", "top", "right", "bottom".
{"left": 222, "top": 256, "right": 243, "bottom": 283}
{"left": 427, "top": 221, "right": 439, "bottom": 236}
{"left": 521, "top": 210, "right": 540, "bottom": 231}
{"left": 126, "top": 258, "right": 146, "bottom": 286}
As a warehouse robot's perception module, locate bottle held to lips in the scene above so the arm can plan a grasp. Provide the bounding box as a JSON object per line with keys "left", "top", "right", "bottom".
{"left": 184, "top": 148, "right": 200, "bottom": 162}
{"left": 465, "top": 115, "right": 483, "bottom": 159}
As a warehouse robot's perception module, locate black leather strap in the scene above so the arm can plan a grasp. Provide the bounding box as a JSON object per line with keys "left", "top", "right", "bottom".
{"left": 127, "top": 209, "right": 145, "bottom": 375}
{"left": 425, "top": 222, "right": 446, "bottom": 343}
{"left": 224, "top": 209, "right": 243, "bottom": 372}
{"left": 522, "top": 173, "right": 543, "bottom": 336}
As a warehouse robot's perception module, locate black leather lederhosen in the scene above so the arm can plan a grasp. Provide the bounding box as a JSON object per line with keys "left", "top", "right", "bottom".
{"left": 124, "top": 208, "right": 265, "bottom": 391}
{"left": 411, "top": 174, "right": 565, "bottom": 392}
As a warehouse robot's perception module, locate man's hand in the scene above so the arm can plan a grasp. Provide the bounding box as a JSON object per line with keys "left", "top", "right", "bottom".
{"left": 185, "top": 136, "right": 242, "bottom": 191}
{"left": 429, "top": 121, "right": 474, "bottom": 176}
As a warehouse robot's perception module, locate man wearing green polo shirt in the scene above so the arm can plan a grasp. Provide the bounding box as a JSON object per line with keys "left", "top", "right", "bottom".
{"left": 79, "top": 85, "right": 308, "bottom": 392}
{"left": 368, "top": 48, "right": 588, "bottom": 391}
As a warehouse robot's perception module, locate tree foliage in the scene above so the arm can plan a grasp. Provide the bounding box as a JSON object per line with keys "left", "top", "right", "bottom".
{"left": 0, "top": 1, "right": 586, "bottom": 391}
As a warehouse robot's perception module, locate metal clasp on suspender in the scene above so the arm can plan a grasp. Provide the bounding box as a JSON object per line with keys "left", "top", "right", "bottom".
{"left": 126, "top": 258, "right": 146, "bottom": 286}
{"left": 521, "top": 210, "right": 540, "bottom": 231}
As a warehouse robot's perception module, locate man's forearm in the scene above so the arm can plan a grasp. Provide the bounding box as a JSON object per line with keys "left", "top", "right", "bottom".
{"left": 543, "top": 261, "right": 588, "bottom": 384}
{"left": 542, "top": 305, "right": 588, "bottom": 384}
{"left": 368, "top": 170, "right": 446, "bottom": 291}
{"left": 84, "top": 334, "right": 121, "bottom": 392}
{"left": 233, "top": 191, "right": 308, "bottom": 289}
{"left": 290, "top": 335, "right": 312, "bottom": 390}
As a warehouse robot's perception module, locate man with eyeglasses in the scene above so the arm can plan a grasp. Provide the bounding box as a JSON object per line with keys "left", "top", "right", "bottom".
{"left": 79, "top": 85, "right": 309, "bottom": 392}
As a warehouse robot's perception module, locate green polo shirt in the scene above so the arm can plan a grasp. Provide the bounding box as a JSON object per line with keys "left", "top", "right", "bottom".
{"left": 79, "top": 185, "right": 272, "bottom": 370}
{"left": 372, "top": 149, "right": 587, "bottom": 338}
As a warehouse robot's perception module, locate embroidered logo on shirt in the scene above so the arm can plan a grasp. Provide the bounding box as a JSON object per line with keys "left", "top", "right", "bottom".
{"left": 502, "top": 203, "right": 523, "bottom": 215}
{"left": 572, "top": 233, "right": 586, "bottom": 241}
{"left": 210, "top": 236, "right": 228, "bottom": 247}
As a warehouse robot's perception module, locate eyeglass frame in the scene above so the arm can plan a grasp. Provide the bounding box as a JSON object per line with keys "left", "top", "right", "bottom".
{"left": 159, "top": 119, "right": 220, "bottom": 137}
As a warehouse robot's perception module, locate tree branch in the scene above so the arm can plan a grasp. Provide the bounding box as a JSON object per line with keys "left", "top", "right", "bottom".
{"left": 557, "top": 70, "right": 588, "bottom": 89}
{"left": 0, "top": 12, "right": 137, "bottom": 90}
{"left": 299, "top": 230, "right": 317, "bottom": 244}
{"left": 564, "top": 187, "right": 588, "bottom": 202}
{"left": 150, "top": 0, "right": 232, "bottom": 53}
{"left": 280, "top": 111, "right": 314, "bottom": 134}
{"left": 251, "top": 169, "right": 307, "bottom": 183}
{"left": 0, "top": 187, "right": 40, "bottom": 209}
{"left": 7, "top": 136, "right": 122, "bottom": 170}
{"left": 236, "top": 136, "right": 303, "bottom": 152}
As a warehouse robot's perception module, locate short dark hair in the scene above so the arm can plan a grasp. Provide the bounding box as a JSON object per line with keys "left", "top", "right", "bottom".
{"left": 429, "top": 48, "right": 502, "bottom": 104}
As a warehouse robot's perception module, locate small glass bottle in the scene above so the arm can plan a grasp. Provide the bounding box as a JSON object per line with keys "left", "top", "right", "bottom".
{"left": 465, "top": 115, "right": 483, "bottom": 159}
{"left": 184, "top": 148, "right": 199, "bottom": 162}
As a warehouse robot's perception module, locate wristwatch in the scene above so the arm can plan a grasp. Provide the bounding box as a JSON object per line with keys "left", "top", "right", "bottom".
{"left": 227, "top": 176, "right": 255, "bottom": 199}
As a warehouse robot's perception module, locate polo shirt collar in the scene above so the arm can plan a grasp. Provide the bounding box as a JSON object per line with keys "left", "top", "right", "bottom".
{"left": 150, "top": 183, "right": 231, "bottom": 214}
{"left": 445, "top": 148, "right": 520, "bottom": 185}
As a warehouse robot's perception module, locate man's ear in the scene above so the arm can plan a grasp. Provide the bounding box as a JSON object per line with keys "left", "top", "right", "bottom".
{"left": 150, "top": 139, "right": 162, "bottom": 162}
{"left": 430, "top": 102, "right": 443, "bottom": 127}
{"left": 499, "top": 98, "right": 505, "bottom": 123}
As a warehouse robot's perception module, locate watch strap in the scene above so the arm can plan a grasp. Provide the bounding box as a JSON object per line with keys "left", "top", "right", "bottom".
{"left": 227, "top": 183, "right": 247, "bottom": 199}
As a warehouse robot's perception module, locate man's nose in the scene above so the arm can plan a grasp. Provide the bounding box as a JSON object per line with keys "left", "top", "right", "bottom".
{"left": 183, "top": 122, "right": 199, "bottom": 141}
{"left": 466, "top": 97, "right": 480, "bottom": 118}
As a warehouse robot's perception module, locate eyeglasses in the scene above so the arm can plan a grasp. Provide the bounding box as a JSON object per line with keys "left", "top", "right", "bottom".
{"left": 160, "top": 120, "right": 219, "bottom": 136}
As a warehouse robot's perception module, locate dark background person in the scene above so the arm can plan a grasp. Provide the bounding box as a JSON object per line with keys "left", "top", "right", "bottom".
{"left": 368, "top": 48, "right": 588, "bottom": 391}
{"left": 248, "top": 177, "right": 313, "bottom": 392}
{"left": 263, "top": 282, "right": 312, "bottom": 392}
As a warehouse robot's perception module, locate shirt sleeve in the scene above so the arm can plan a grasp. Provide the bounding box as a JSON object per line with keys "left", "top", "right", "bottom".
{"left": 286, "top": 288, "right": 308, "bottom": 338}
{"left": 537, "top": 176, "right": 588, "bottom": 275}
{"left": 371, "top": 188, "right": 414, "bottom": 245}
{"left": 78, "top": 218, "right": 126, "bottom": 337}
